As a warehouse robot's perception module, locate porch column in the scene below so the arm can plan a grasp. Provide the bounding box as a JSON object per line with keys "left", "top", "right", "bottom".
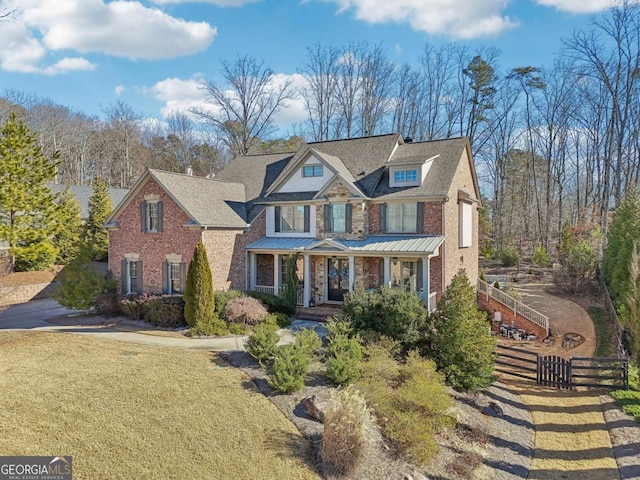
{"left": 273, "top": 253, "right": 280, "bottom": 296}
{"left": 422, "top": 255, "right": 431, "bottom": 307}
{"left": 383, "top": 256, "right": 391, "bottom": 287}
{"left": 249, "top": 252, "right": 257, "bottom": 290}
{"left": 303, "top": 254, "right": 311, "bottom": 307}
{"left": 348, "top": 255, "right": 355, "bottom": 292}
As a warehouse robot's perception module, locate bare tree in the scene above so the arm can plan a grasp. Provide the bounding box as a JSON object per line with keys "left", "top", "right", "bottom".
{"left": 192, "top": 54, "right": 295, "bottom": 156}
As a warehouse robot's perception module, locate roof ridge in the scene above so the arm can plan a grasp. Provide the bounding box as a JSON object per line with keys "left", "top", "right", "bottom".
{"left": 308, "top": 132, "right": 398, "bottom": 145}
{"left": 149, "top": 168, "right": 244, "bottom": 187}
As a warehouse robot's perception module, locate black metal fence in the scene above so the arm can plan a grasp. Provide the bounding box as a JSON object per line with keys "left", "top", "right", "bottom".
{"left": 495, "top": 344, "right": 629, "bottom": 390}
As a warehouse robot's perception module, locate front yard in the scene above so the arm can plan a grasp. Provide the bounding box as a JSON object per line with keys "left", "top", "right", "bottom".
{"left": 0, "top": 331, "right": 320, "bottom": 480}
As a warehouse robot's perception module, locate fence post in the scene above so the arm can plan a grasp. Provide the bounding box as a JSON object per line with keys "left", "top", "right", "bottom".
{"left": 536, "top": 354, "right": 541, "bottom": 385}
{"left": 568, "top": 358, "right": 573, "bottom": 391}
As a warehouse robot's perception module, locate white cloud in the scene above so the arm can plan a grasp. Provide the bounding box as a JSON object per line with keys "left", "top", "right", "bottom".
{"left": 535, "top": 0, "right": 615, "bottom": 13}
{"left": 0, "top": 0, "right": 216, "bottom": 74}
{"left": 42, "top": 57, "right": 96, "bottom": 75}
{"left": 146, "top": 73, "right": 309, "bottom": 130}
{"left": 115, "top": 85, "right": 126, "bottom": 96}
{"left": 324, "top": 0, "right": 518, "bottom": 38}
{"left": 151, "top": 0, "right": 260, "bottom": 5}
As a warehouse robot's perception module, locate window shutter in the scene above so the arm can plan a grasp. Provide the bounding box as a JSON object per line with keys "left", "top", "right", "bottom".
{"left": 136, "top": 261, "right": 143, "bottom": 293}
{"left": 162, "top": 261, "right": 168, "bottom": 294}
{"left": 416, "top": 202, "right": 424, "bottom": 234}
{"left": 180, "top": 263, "right": 186, "bottom": 293}
{"left": 140, "top": 202, "right": 147, "bottom": 232}
{"left": 345, "top": 204, "right": 353, "bottom": 233}
{"left": 324, "top": 204, "right": 331, "bottom": 233}
{"left": 121, "top": 259, "right": 127, "bottom": 294}
{"left": 274, "top": 206, "right": 281, "bottom": 233}
{"left": 417, "top": 259, "right": 423, "bottom": 293}
{"left": 379, "top": 203, "right": 386, "bottom": 233}
{"left": 378, "top": 259, "right": 384, "bottom": 287}
{"left": 304, "top": 205, "right": 310, "bottom": 232}
{"left": 157, "top": 201, "right": 164, "bottom": 233}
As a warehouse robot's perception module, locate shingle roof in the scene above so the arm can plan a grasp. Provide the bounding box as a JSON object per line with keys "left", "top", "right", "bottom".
{"left": 149, "top": 170, "right": 248, "bottom": 228}
{"left": 371, "top": 137, "right": 470, "bottom": 199}
{"left": 49, "top": 184, "right": 129, "bottom": 220}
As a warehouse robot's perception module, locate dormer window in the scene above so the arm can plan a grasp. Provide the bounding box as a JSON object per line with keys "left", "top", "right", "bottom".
{"left": 394, "top": 169, "right": 417, "bottom": 183}
{"left": 302, "top": 165, "right": 323, "bottom": 177}
{"left": 389, "top": 166, "right": 420, "bottom": 187}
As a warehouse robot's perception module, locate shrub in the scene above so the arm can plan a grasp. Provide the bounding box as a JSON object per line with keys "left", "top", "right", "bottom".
{"left": 190, "top": 316, "right": 229, "bottom": 336}
{"left": 262, "top": 314, "right": 281, "bottom": 332}
{"left": 610, "top": 389, "right": 640, "bottom": 421}
{"left": 228, "top": 322, "right": 248, "bottom": 335}
{"left": 246, "top": 291, "right": 292, "bottom": 315}
{"left": 273, "top": 312, "right": 291, "bottom": 328}
{"left": 532, "top": 242, "right": 550, "bottom": 267}
{"left": 268, "top": 344, "right": 311, "bottom": 393}
{"left": 294, "top": 328, "right": 322, "bottom": 357}
{"left": 321, "top": 386, "right": 372, "bottom": 475}
{"left": 184, "top": 239, "right": 215, "bottom": 328}
{"left": 326, "top": 333, "right": 362, "bottom": 385}
{"left": 246, "top": 322, "right": 280, "bottom": 363}
{"left": 326, "top": 314, "right": 355, "bottom": 340}
{"left": 357, "top": 348, "right": 454, "bottom": 465}
{"left": 143, "top": 295, "right": 186, "bottom": 328}
{"left": 94, "top": 293, "right": 121, "bottom": 315}
{"left": 214, "top": 289, "right": 244, "bottom": 315}
{"left": 55, "top": 246, "right": 117, "bottom": 311}
{"left": 499, "top": 243, "right": 522, "bottom": 267}
{"left": 13, "top": 239, "right": 57, "bottom": 272}
{"left": 224, "top": 296, "right": 268, "bottom": 325}
{"left": 428, "top": 270, "right": 496, "bottom": 391}
{"left": 281, "top": 253, "right": 300, "bottom": 314}
{"left": 119, "top": 293, "right": 150, "bottom": 320}
{"left": 343, "top": 287, "right": 428, "bottom": 349}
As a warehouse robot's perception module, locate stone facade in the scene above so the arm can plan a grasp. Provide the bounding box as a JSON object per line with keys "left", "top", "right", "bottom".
{"left": 0, "top": 282, "right": 60, "bottom": 307}
{"left": 315, "top": 180, "right": 368, "bottom": 241}
{"left": 108, "top": 177, "right": 201, "bottom": 295}
{"left": 0, "top": 251, "right": 11, "bottom": 278}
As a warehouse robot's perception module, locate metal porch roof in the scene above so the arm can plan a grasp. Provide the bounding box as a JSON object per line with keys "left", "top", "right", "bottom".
{"left": 246, "top": 235, "right": 444, "bottom": 255}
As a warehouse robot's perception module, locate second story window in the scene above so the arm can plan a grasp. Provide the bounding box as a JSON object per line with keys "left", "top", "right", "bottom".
{"left": 275, "top": 205, "right": 310, "bottom": 233}
{"left": 394, "top": 169, "right": 418, "bottom": 183}
{"left": 386, "top": 203, "right": 417, "bottom": 233}
{"left": 140, "top": 200, "right": 163, "bottom": 233}
{"left": 302, "top": 165, "right": 323, "bottom": 177}
{"left": 324, "top": 204, "right": 353, "bottom": 234}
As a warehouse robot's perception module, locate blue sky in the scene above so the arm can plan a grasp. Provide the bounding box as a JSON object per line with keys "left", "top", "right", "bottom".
{"left": 0, "top": 0, "right": 617, "bottom": 134}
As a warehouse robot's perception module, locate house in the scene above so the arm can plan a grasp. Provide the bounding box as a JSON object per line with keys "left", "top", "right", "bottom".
{"left": 48, "top": 184, "right": 129, "bottom": 221}
{"left": 106, "top": 133, "right": 480, "bottom": 311}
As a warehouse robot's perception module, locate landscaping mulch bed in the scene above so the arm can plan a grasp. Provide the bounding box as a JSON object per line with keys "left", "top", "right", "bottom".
{"left": 221, "top": 350, "right": 535, "bottom": 480}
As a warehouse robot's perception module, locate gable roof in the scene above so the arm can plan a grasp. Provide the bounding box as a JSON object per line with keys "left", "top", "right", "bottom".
{"left": 107, "top": 169, "right": 248, "bottom": 228}
{"left": 49, "top": 184, "right": 129, "bottom": 220}
{"left": 371, "top": 137, "right": 478, "bottom": 200}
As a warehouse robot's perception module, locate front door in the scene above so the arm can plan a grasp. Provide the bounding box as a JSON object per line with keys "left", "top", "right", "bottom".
{"left": 327, "top": 258, "right": 349, "bottom": 302}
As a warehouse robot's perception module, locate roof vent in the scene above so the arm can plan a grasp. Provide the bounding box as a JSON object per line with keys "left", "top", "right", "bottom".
{"left": 404, "top": 136, "right": 413, "bottom": 143}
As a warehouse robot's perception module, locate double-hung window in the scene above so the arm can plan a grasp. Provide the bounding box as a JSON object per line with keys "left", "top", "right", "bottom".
{"left": 140, "top": 200, "right": 163, "bottom": 233}
{"left": 302, "top": 165, "right": 323, "bottom": 177}
{"left": 275, "top": 205, "right": 310, "bottom": 233}
{"left": 386, "top": 203, "right": 417, "bottom": 233}
{"left": 122, "top": 258, "right": 142, "bottom": 295}
{"left": 164, "top": 261, "right": 186, "bottom": 294}
{"left": 324, "top": 204, "right": 352, "bottom": 234}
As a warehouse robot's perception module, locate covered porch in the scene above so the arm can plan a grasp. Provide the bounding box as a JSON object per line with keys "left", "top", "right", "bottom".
{"left": 246, "top": 236, "right": 443, "bottom": 312}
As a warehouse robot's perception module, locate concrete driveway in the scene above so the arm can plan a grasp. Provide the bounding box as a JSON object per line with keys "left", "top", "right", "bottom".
{"left": 0, "top": 298, "right": 326, "bottom": 351}
{"left": 0, "top": 299, "right": 80, "bottom": 329}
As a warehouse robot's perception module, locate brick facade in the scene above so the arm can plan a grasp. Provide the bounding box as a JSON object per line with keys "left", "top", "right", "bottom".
{"left": 478, "top": 294, "right": 547, "bottom": 340}
{"left": 108, "top": 177, "right": 200, "bottom": 294}
{"left": 202, "top": 211, "right": 265, "bottom": 291}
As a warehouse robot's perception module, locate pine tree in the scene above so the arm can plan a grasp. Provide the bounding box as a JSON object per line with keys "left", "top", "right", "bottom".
{"left": 184, "top": 239, "right": 215, "bottom": 328}
{"left": 54, "top": 187, "right": 83, "bottom": 264}
{"left": 0, "top": 114, "right": 61, "bottom": 271}
{"left": 84, "top": 177, "right": 112, "bottom": 262}
{"left": 428, "top": 269, "right": 496, "bottom": 391}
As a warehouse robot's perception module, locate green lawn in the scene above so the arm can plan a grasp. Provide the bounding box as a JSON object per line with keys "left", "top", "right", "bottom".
{"left": 0, "top": 331, "right": 320, "bottom": 480}
{"left": 587, "top": 306, "right": 615, "bottom": 357}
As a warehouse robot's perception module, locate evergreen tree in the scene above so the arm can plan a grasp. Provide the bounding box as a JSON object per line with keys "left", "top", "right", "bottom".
{"left": 427, "top": 269, "right": 496, "bottom": 391}
{"left": 184, "top": 239, "right": 215, "bottom": 328}
{"left": 0, "top": 114, "right": 61, "bottom": 271}
{"left": 84, "top": 177, "right": 112, "bottom": 262}
{"left": 53, "top": 187, "right": 83, "bottom": 264}
{"left": 603, "top": 192, "right": 640, "bottom": 303}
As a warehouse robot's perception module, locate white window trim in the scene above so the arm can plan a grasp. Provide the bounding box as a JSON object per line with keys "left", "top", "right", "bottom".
{"left": 302, "top": 165, "right": 323, "bottom": 177}
{"left": 146, "top": 201, "right": 159, "bottom": 233}
{"left": 330, "top": 204, "right": 347, "bottom": 233}
{"left": 389, "top": 166, "right": 421, "bottom": 187}
{"left": 127, "top": 259, "right": 138, "bottom": 294}
{"left": 280, "top": 205, "right": 306, "bottom": 233}
{"left": 459, "top": 201, "right": 473, "bottom": 248}
{"left": 386, "top": 203, "right": 418, "bottom": 233}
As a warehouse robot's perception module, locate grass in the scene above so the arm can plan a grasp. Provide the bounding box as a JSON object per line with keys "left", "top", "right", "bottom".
{"left": 0, "top": 331, "right": 320, "bottom": 480}
{"left": 587, "top": 306, "right": 615, "bottom": 357}
{"left": 611, "top": 366, "right": 640, "bottom": 422}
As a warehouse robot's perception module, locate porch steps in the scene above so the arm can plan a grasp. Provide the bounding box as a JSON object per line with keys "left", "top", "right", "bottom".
{"left": 294, "top": 305, "right": 344, "bottom": 322}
